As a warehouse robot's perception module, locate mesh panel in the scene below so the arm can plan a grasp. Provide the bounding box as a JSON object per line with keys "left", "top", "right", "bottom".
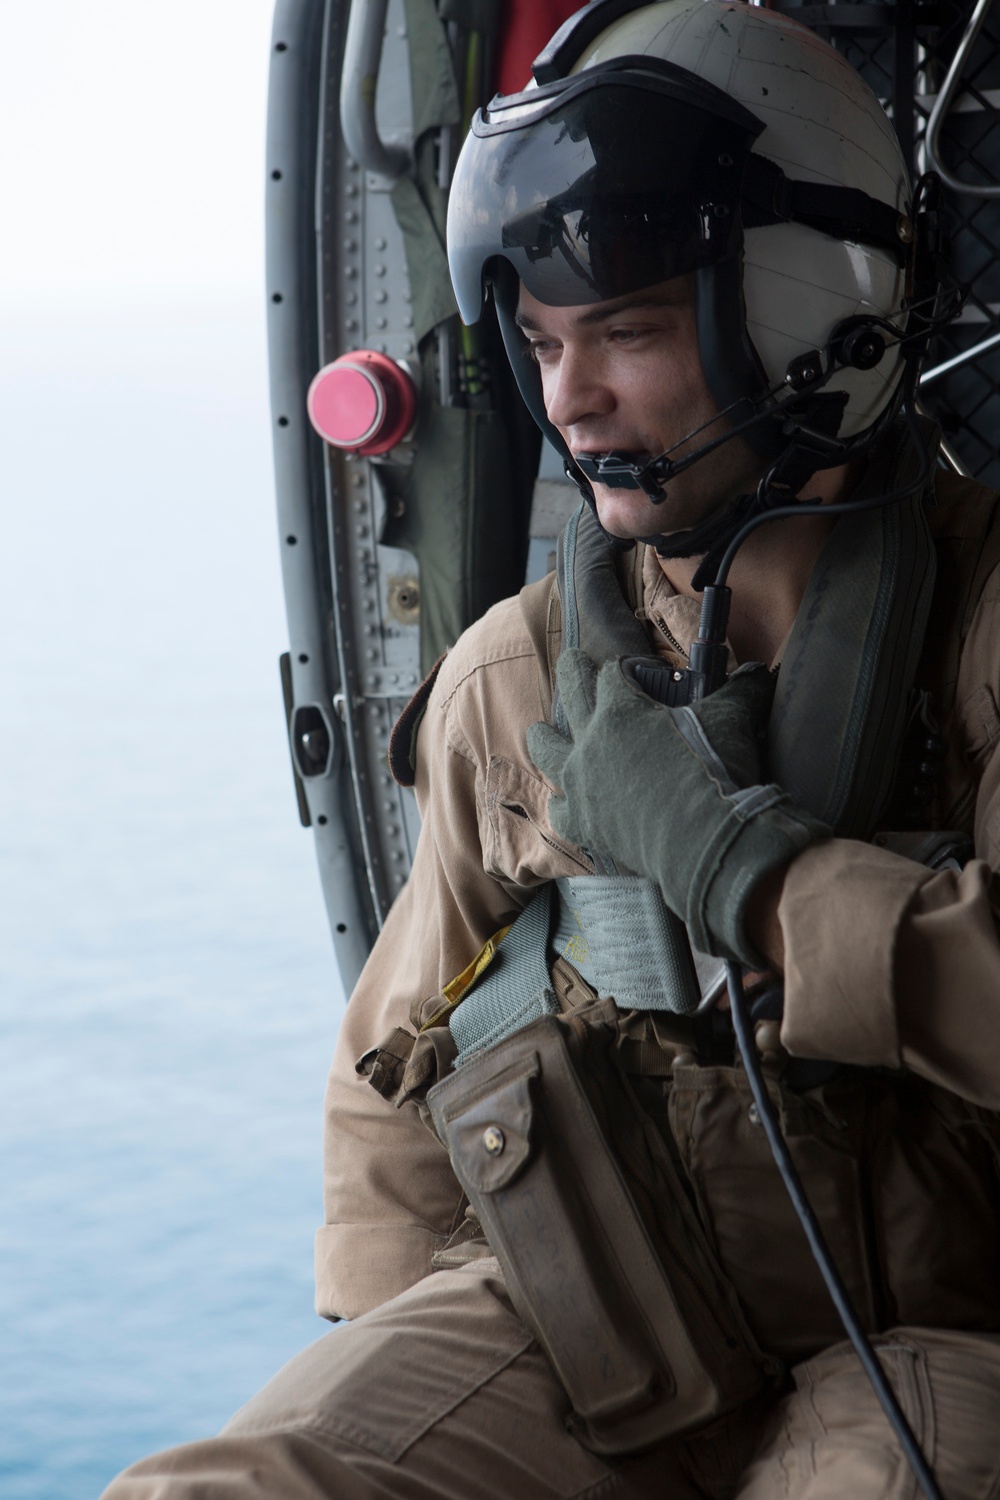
{"left": 775, "top": 1, "right": 1000, "bottom": 486}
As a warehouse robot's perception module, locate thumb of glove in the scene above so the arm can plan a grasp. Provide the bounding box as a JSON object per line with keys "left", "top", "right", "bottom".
{"left": 554, "top": 648, "right": 600, "bottom": 732}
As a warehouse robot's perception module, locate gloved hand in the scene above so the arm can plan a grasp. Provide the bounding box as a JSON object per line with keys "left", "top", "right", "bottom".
{"left": 526, "top": 650, "right": 830, "bottom": 967}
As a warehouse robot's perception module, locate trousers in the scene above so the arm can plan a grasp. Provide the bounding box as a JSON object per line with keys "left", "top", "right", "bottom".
{"left": 102, "top": 1256, "right": 1000, "bottom": 1500}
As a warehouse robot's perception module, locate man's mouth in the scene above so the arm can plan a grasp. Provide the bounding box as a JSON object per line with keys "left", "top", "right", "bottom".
{"left": 573, "top": 448, "right": 667, "bottom": 501}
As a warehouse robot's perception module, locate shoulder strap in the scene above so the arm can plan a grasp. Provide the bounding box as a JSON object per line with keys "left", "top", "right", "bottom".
{"left": 769, "top": 478, "right": 937, "bottom": 839}
{"left": 554, "top": 503, "right": 649, "bottom": 735}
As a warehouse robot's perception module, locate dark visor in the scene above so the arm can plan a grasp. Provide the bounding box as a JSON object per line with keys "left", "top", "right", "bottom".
{"left": 447, "top": 60, "right": 766, "bottom": 323}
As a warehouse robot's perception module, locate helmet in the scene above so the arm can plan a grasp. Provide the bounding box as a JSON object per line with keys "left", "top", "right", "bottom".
{"left": 447, "top": 0, "right": 916, "bottom": 517}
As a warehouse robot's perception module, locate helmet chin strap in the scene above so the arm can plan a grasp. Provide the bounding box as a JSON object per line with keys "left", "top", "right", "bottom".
{"left": 571, "top": 388, "right": 853, "bottom": 584}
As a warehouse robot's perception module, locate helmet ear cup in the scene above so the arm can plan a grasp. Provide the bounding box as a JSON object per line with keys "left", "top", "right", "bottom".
{"left": 829, "top": 317, "right": 888, "bottom": 372}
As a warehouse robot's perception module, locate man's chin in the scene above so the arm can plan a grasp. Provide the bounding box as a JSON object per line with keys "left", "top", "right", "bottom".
{"left": 593, "top": 486, "right": 677, "bottom": 541}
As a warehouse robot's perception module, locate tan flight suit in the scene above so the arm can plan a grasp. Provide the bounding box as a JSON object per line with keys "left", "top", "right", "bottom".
{"left": 105, "top": 474, "right": 1000, "bottom": 1499}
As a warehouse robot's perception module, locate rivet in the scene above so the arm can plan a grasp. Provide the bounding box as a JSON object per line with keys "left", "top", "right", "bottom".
{"left": 748, "top": 1103, "right": 761, "bottom": 1127}
{"left": 483, "top": 1126, "right": 505, "bottom": 1156}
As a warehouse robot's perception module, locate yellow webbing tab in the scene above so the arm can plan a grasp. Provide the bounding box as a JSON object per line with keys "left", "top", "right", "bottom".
{"left": 420, "top": 924, "right": 513, "bottom": 1031}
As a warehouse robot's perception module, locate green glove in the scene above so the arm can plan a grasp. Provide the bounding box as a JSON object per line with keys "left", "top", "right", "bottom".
{"left": 526, "top": 650, "right": 830, "bottom": 967}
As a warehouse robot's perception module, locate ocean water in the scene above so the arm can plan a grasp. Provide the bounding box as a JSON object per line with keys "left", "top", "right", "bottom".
{"left": 0, "top": 297, "right": 344, "bottom": 1497}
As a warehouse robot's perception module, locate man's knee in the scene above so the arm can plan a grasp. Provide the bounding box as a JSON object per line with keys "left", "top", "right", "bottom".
{"left": 737, "top": 1329, "right": 1000, "bottom": 1500}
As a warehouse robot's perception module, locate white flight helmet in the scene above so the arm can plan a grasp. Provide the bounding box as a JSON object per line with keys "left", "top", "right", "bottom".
{"left": 448, "top": 0, "right": 921, "bottom": 526}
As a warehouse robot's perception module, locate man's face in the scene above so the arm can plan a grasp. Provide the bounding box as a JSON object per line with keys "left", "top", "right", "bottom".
{"left": 516, "top": 277, "right": 764, "bottom": 541}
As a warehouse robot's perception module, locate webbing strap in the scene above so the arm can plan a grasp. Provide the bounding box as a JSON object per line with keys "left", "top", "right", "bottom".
{"left": 552, "top": 876, "right": 701, "bottom": 1015}
{"left": 556, "top": 502, "right": 650, "bottom": 878}
{"left": 769, "top": 431, "right": 937, "bottom": 838}
{"left": 555, "top": 501, "right": 648, "bottom": 735}
{"left": 451, "top": 887, "right": 560, "bottom": 1064}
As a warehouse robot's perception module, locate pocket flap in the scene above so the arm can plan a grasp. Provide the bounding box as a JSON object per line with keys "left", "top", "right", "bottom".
{"left": 438, "top": 1060, "right": 538, "bottom": 1193}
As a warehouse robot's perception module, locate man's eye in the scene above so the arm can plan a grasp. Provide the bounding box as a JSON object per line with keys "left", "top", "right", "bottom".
{"left": 525, "top": 340, "right": 558, "bottom": 364}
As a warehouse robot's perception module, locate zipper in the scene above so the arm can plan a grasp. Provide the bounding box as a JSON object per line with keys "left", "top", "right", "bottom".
{"left": 651, "top": 613, "right": 690, "bottom": 663}
{"left": 500, "top": 800, "right": 593, "bottom": 872}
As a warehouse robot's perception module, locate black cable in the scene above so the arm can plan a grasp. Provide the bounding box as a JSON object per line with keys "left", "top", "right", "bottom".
{"left": 711, "top": 396, "right": 932, "bottom": 589}
{"left": 725, "top": 961, "right": 945, "bottom": 1500}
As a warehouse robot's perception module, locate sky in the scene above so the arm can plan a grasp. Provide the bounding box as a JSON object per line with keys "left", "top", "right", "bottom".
{"left": 0, "top": 5, "right": 346, "bottom": 1492}
{"left": 0, "top": 0, "right": 275, "bottom": 307}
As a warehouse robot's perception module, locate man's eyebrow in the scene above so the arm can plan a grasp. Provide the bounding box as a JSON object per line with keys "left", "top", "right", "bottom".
{"left": 514, "top": 291, "right": 684, "bottom": 332}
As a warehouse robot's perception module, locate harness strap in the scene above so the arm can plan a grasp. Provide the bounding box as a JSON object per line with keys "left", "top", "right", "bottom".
{"left": 555, "top": 502, "right": 648, "bottom": 735}
{"left": 769, "top": 429, "right": 937, "bottom": 838}
{"left": 552, "top": 876, "right": 701, "bottom": 1016}
{"left": 450, "top": 886, "right": 560, "bottom": 1064}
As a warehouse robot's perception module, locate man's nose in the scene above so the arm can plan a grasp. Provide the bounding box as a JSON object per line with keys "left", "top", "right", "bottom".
{"left": 543, "top": 347, "right": 615, "bottom": 433}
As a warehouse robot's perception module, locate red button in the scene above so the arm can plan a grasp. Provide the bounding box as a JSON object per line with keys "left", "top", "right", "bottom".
{"left": 307, "top": 351, "right": 417, "bottom": 456}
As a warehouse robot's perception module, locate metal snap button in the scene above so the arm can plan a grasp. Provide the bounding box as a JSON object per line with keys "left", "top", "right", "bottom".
{"left": 482, "top": 1125, "right": 505, "bottom": 1156}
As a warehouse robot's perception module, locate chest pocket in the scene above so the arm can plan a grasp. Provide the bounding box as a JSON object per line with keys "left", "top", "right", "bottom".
{"left": 482, "top": 755, "right": 593, "bottom": 888}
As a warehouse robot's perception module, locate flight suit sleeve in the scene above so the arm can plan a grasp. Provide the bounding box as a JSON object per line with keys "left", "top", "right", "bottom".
{"left": 315, "top": 598, "right": 557, "bottom": 1321}
{"left": 778, "top": 574, "right": 1000, "bottom": 1108}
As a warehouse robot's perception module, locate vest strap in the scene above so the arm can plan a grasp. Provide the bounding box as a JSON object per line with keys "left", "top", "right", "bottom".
{"left": 768, "top": 430, "right": 937, "bottom": 837}
{"left": 450, "top": 886, "right": 560, "bottom": 1063}
{"left": 552, "top": 876, "right": 702, "bottom": 1016}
